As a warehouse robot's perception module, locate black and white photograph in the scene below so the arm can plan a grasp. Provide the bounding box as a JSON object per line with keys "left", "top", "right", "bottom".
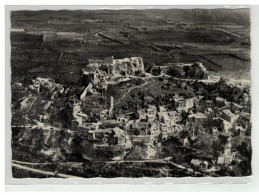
{"left": 9, "top": 6, "right": 252, "bottom": 179}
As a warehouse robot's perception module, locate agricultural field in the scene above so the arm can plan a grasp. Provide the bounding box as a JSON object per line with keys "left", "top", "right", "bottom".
{"left": 10, "top": 9, "right": 251, "bottom": 83}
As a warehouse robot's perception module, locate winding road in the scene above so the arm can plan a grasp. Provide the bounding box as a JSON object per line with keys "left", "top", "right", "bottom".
{"left": 12, "top": 162, "right": 83, "bottom": 178}
{"left": 115, "top": 78, "right": 148, "bottom": 105}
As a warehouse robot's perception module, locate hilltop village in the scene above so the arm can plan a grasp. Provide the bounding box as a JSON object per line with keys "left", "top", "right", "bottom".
{"left": 11, "top": 56, "right": 251, "bottom": 177}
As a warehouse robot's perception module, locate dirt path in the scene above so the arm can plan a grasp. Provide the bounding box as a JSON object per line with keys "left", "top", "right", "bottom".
{"left": 105, "top": 159, "right": 205, "bottom": 176}
{"left": 114, "top": 72, "right": 218, "bottom": 106}
{"left": 115, "top": 79, "right": 148, "bottom": 105}
{"left": 214, "top": 28, "right": 241, "bottom": 39}
{"left": 12, "top": 160, "right": 83, "bottom": 166}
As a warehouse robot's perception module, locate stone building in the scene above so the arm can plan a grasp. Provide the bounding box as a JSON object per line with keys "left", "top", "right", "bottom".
{"left": 221, "top": 109, "right": 238, "bottom": 123}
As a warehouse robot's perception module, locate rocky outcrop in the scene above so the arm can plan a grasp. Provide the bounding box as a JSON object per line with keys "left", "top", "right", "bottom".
{"left": 192, "top": 62, "right": 209, "bottom": 79}
{"left": 12, "top": 126, "right": 132, "bottom": 163}
{"left": 166, "top": 62, "right": 209, "bottom": 79}
{"left": 12, "top": 127, "right": 80, "bottom": 163}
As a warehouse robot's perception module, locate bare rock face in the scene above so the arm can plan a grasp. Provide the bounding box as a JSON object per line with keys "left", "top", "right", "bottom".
{"left": 12, "top": 127, "right": 80, "bottom": 162}
{"left": 172, "top": 66, "right": 186, "bottom": 78}
{"left": 192, "top": 62, "right": 209, "bottom": 79}
{"left": 166, "top": 62, "right": 209, "bottom": 79}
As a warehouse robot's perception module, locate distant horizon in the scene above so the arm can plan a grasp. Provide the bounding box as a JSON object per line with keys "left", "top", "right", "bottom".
{"left": 10, "top": 8, "right": 250, "bottom": 11}
{"left": 8, "top": 5, "right": 250, "bottom": 11}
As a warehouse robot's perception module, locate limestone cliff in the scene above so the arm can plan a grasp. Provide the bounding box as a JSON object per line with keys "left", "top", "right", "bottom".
{"left": 165, "top": 62, "right": 209, "bottom": 79}
{"left": 12, "top": 126, "right": 131, "bottom": 163}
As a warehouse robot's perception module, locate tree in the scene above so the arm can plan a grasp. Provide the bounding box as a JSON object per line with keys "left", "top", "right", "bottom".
{"left": 211, "top": 139, "right": 220, "bottom": 158}
{"left": 237, "top": 141, "right": 251, "bottom": 161}
{"left": 232, "top": 128, "right": 240, "bottom": 137}
{"left": 218, "top": 134, "right": 228, "bottom": 146}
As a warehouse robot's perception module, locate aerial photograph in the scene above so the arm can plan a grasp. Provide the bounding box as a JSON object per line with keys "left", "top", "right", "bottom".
{"left": 10, "top": 7, "right": 251, "bottom": 178}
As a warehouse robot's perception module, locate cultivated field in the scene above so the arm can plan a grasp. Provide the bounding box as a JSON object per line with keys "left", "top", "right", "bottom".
{"left": 10, "top": 9, "right": 251, "bottom": 82}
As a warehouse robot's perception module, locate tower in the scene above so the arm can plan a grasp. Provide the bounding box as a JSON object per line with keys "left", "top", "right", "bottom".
{"left": 110, "top": 96, "right": 114, "bottom": 110}
{"left": 109, "top": 96, "right": 114, "bottom": 115}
